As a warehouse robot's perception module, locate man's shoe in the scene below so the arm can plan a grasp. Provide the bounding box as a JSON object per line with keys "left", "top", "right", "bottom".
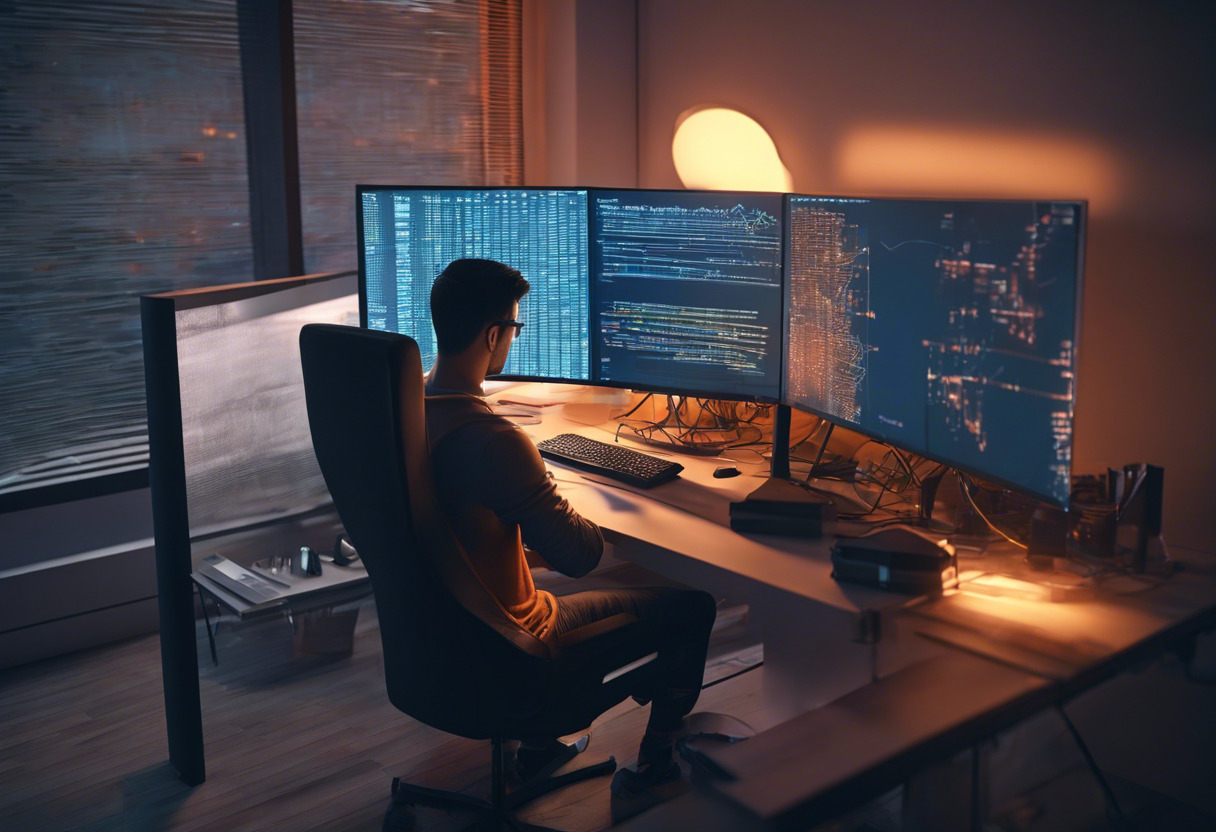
{"left": 608, "top": 758, "right": 682, "bottom": 798}
{"left": 513, "top": 735, "right": 587, "bottom": 783}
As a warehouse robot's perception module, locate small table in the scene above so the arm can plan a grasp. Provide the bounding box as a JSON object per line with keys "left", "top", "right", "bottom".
{"left": 191, "top": 557, "right": 371, "bottom": 664}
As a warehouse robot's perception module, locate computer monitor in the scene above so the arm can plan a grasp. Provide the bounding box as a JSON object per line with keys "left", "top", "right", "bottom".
{"left": 783, "top": 196, "right": 1084, "bottom": 506}
{"left": 589, "top": 189, "right": 784, "bottom": 401}
{"left": 358, "top": 186, "right": 591, "bottom": 382}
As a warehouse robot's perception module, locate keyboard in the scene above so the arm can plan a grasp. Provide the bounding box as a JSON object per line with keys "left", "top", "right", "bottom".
{"left": 536, "top": 433, "right": 683, "bottom": 489}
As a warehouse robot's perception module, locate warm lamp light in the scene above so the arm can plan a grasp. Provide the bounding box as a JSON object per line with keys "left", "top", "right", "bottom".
{"left": 836, "top": 125, "right": 1120, "bottom": 210}
{"left": 672, "top": 107, "right": 793, "bottom": 192}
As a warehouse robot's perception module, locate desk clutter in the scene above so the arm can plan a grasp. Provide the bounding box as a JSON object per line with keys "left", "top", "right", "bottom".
{"left": 192, "top": 539, "right": 368, "bottom": 615}
{"left": 525, "top": 390, "right": 1174, "bottom": 607}
{"left": 830, "top": 527, "right": 958, "bottom": 595}
{"left": 728, "top": 477, "right": 835, "bottom": 537}
{"left": 191, "top": 538, "right": 371, "bottom": 667}
{"left": 198, "top": 554, "right": 285, "bottom": 605}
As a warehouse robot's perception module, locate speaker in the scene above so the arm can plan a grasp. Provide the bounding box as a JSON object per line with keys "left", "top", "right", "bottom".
{"left": 1027, "top": 505, "right": 1068, "bottom": 570}
{"left": 332, "top": 534, "right": 360, "bottom": 567}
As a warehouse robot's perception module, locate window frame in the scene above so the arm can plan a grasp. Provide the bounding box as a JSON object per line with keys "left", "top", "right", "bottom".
{"left": 1, "top": 0, "right": 520, "bottom": 517}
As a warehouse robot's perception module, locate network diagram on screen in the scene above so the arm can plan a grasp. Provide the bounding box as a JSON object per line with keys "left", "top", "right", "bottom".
{"left": 358, "top": 186, "right": 1084, "bottom": 506}
{"left": 783, "top": 197, "right": 1079, "bottom": 505}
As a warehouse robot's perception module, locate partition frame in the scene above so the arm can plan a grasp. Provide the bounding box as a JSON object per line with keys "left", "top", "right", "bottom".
{"left": 142, "top": 270, "right": 354, "bottom": 785}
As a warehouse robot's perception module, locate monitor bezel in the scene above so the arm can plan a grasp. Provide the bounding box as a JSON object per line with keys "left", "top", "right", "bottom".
{"left": 779, "top": 193, "right": 1087, "bottom": 508}
{"left": 356, "top": 184, "right": 595, "bottom": 387}
{"left": 586, "top": 186, "right": 786, "bottom": 404}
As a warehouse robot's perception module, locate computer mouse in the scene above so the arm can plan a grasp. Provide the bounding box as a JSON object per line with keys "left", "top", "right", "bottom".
{"left": 713, "top": 466, "right": 741, "bottom": 478}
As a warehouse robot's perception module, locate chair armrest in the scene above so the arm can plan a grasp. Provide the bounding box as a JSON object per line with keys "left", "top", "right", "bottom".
{"left": 554, "top": 612, "right": 639, "bottom": 649}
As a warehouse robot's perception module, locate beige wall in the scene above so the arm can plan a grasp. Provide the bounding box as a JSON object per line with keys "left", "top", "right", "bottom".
{"left": 532, "top": 0, "right": 1216, "bottom": 551}
{"left": 524, "top": 0, "right": 638, "bottom": 186}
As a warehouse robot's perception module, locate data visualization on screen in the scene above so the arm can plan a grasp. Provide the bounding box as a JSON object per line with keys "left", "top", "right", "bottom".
{"left": 359, "top": 187, "right": 590, "bottom": 381}
{"left": 784, "top": 196, "right": 1083, "bottom": 506}
{"left": 591, "top": 190, "right": 784, "bottom": 400}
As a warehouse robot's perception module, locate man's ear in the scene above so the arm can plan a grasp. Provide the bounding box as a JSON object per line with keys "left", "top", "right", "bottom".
{"left": 484, "top": 323, "right": 500, "bottom": 353}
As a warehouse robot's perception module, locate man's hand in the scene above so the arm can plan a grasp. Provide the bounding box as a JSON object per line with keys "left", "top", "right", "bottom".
{"left": 524, "top": 546, "right": 553, "bottom": 571}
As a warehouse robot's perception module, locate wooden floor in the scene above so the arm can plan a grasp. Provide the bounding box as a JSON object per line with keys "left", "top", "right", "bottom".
{"left": 0, "top": 564, "right": 774, "bottom": 832}
{"left": 4, "top": 559, "right": 1215, "bottom": 832}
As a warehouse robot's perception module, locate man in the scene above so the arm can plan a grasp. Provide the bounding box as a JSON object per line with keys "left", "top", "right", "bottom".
{"left": 423, "top": 258, "right": 717, "bottom": 794}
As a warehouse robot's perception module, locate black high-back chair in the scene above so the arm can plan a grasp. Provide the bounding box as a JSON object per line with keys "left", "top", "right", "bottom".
{"left": 300, "top": 324, "right": 662, "bottom": 830}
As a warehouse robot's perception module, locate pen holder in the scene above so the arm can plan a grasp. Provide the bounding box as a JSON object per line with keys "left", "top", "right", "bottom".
{"left": 292, "top": 545, "right": 323, "bottom": 577}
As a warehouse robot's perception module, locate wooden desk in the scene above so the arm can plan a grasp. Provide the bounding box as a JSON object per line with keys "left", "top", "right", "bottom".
{"left": 616, "top": 651, "right": 1047, "bottom": 832}
{"left": 496, "top": 388, "right": 1216, "bottom": 829}
{"left": 497, "top": 394, "right": 926, "bottom": 719}
{"left": 644, "top": 555, "right": 1216, "bottom": 831}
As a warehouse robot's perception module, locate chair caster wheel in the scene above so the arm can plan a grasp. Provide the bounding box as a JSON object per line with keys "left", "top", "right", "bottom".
{"left": 384, "top": 777, "right": 418, "bottom": 831}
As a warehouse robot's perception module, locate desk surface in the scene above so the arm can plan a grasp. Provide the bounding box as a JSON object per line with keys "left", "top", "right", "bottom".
{"left": 192, "top": 561, "right": 369, "bottom": 620}
{"left": 495, "top": 385, "right": 1216, "bottom": 830}
{"left": 708, "top": 650, "right": 1048, "bottom": 827}
{"left": 499, "top": 394, "right": 901, "bottom": 617}
{"left": 691, "top": 556, "right": 1216, "bottom": 829}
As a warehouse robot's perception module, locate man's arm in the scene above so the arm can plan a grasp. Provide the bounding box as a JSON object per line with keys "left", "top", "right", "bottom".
{"left": 523, "top": 547, "right": 551, "bottom": 570}
{"left": 476, "top": 428, "right": 603, "bottom": 578}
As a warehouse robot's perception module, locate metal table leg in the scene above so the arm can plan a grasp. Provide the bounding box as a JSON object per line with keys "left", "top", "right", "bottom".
{"left": 196, "top": 582, "right": 218, "bottom": 666}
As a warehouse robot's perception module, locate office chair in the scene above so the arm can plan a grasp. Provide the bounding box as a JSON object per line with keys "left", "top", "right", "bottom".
{"left": 299, "top": 324, "right": 664, "bottom": 831}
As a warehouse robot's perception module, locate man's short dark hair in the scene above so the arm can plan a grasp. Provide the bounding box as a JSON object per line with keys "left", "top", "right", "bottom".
{"left": 430, "top": 258, "right": 530, "bottom": 355}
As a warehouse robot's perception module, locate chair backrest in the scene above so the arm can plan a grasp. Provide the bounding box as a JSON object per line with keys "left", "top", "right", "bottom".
{"left": 299, "top": 324, "right": 552, "bottom": 737}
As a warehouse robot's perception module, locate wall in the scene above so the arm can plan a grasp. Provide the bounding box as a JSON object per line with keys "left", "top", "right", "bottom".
{"left": 630, "top": 0, "right": 1215, "bottom": 550}
{"left": 0, "top": 489, "right": 158, "bottom": 667}
{"left": 524, "top": 0, "right": 638, "bottom": 187}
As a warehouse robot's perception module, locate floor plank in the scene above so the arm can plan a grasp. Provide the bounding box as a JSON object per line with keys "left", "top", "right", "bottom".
{"left": 6, "top": 562, "right": 1211, "bottom": 831}
{"left": 0, "top": 570, "right": 770, "bottom": 832}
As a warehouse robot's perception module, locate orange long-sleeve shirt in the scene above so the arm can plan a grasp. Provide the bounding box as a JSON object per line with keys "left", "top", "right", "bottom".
{"left": 424, "top": 391, "right": 603, "bottom": 639}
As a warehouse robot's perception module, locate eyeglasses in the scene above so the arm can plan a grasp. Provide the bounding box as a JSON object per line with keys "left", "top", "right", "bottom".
{"left": 491, "top": 319, "right": 525, "bottom": 333}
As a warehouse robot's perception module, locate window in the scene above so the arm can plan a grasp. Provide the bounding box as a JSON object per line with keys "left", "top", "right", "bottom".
{"left": 0, "top": 0, "right": 522, "bottom": 513}
{"left": 0, "top": 0, "right": 251, "bottom": 508}
{"left": 294, "top": 0, "right": 523, "bottom": 273}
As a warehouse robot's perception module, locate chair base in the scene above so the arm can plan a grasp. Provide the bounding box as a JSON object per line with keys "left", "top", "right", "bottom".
{"left": 383, "top": 737, "right": 617, "bottom": 832}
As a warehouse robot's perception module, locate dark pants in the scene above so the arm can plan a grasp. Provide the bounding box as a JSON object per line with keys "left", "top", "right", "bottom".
{"left": 553, "top": 585, "right": 717, "bottom": 735}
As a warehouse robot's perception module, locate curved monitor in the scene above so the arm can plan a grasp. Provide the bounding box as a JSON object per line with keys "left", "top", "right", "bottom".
{"left": 589, "top": 189, "right": 784, "bottom": 401}
{"left": 783, "top": 195, "right": 1085, "bottom": 506}
{"left": 358, "top": 186, "right": 591, "bottom": 383}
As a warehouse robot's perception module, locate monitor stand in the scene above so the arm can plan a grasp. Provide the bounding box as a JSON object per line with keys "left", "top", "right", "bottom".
{"left": 615, "top": 393, "right": 764, "bottom": 457}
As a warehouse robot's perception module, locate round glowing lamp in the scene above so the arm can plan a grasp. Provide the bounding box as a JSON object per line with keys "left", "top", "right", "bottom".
{"left": 672, "top": 106, "right": 792, "bottom": 192}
